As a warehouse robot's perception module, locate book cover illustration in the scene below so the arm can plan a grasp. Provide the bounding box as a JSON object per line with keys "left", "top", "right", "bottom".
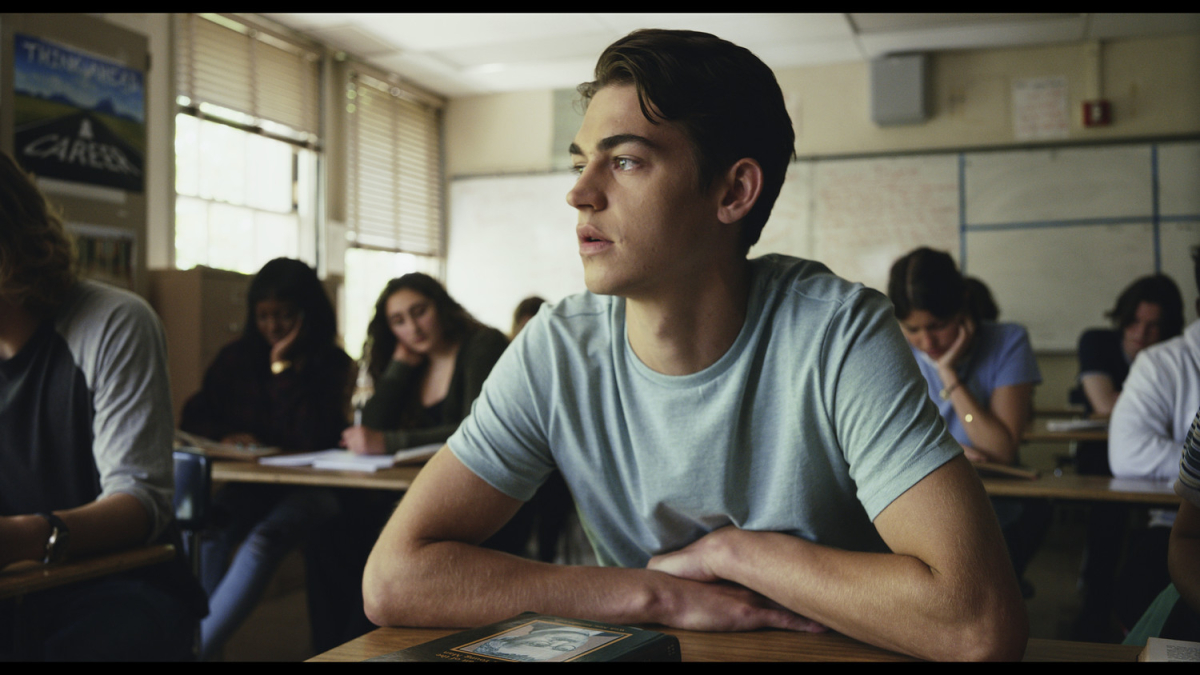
{"left": 366, "top": 613, "right": 681, "bottom": 662}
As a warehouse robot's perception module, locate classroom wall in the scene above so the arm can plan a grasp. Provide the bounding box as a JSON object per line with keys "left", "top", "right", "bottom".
{"left": 99, "top": 13, "right": 174, "bottom": 270}
{"left": 444, "top": 33, "right": 1200, "bottom": 175}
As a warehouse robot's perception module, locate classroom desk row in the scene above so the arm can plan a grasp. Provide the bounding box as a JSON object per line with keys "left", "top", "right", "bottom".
{"left": 212, "top": 459, "right": 1179, "bottom": 507}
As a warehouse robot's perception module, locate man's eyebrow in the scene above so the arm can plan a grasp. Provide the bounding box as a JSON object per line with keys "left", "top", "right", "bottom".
{"left": 568, "top": 133, "right": 657, "bottom": 156}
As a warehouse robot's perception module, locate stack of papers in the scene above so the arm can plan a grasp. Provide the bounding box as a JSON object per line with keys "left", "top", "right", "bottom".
{"left": 257, "top": 442, "right": 442, "bottom": 472}
{"left": 1046, "top": 418, "right": 1108, "bottom": 432}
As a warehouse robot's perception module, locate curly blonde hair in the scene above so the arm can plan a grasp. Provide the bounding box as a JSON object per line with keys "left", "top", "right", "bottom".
{"left": 0, "top": 152, "right": 78, "bottom": 317}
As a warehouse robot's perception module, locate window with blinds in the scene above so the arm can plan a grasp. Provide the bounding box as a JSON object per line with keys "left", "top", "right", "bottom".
{"left": 346, "top": 70, "right": 443, "bottom": 257}
{"left": 175, "top": 13, "right": 320, "bottom": 146}
{"left": 173, "top": 13, "right": 322, "bottom": 274}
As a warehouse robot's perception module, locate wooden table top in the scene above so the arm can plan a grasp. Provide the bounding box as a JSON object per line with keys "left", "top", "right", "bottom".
{"left": 981, "top": 472, "right": 1179, "bottom": 506}
{"left": 212, "top": 460, "right": 422, "bottom": 491}
{"left": 0, "top": 543, "right": 177, "bottom": 599}
{"left": 308, "top": 625, "right": 1142, "bottom": 662}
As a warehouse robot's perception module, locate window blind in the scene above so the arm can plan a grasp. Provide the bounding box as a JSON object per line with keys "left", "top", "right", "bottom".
{"left": 346, "top": 70, "right": 443, "bottom": 257}
{"left": 175, "top": 13, "right": 321, "bottom": 144}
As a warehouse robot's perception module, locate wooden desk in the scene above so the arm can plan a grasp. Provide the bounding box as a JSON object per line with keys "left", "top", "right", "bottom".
{"left": 982, "top": 473, "right": 1179, "bottom": 506}
{"left": 212, "top": 460, "right": 421, "bottom": 491}
{"left": 308, "top": 625, "right": 1142, "bottom": 662}
{"left": 0, "top": 544, "right": 177, "bottom": 600}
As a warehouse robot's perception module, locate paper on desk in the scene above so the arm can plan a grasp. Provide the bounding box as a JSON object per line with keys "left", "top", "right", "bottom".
{"left": 1045, "top": 419, "right": 1108, "bottom": 432}
{"left": 259, "top": 449, "right": 395, "bottom": 472}
{"left": 393, "top": 442, "right": 442, "bottom": 465}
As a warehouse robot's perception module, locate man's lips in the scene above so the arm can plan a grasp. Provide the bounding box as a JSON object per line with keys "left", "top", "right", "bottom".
{"left": 577, "top": 225, "right": 612, "bottom": 254}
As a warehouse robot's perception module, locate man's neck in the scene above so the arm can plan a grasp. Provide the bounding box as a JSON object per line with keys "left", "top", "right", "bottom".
{"left": 625, "top": 258, "right": 751, "bottom": 376}
{"left": 0, "top": 299, "right": 40, "bottom": 360}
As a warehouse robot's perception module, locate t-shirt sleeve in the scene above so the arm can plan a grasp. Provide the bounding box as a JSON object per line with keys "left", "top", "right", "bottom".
{"left": 446, "top": 316, "right": 556, "bottom": 502}
{"left": 992, "top": 324, "right": 1042, "bottom": 389}
{"left": 86, "top": 292, "right": 177, "bottom": 542}
{"left": 823, "top": 289, "right": 963, "bottom": 521}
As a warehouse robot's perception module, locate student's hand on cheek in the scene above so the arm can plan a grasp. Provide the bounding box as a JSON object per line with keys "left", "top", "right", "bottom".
{"left": 392, "top": 340, "right": 424, "bottom": 367}
{"left": 937, "top": 317, "right": 975, "bottom": 374}
{"left": 271, "top": 314, "right": 304, "bottom": 364}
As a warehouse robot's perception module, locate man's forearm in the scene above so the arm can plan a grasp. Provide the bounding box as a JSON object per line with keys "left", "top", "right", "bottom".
{"left": 362, "top": 537, "right": 815, "bottom": 632}
{"left": 687, "top": 528, "right": 1026, "bottom": 661}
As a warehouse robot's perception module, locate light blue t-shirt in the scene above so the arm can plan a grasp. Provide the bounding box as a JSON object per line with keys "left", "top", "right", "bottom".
{"left": 449, "top": 255, "right": 962, "bottom": 568}
{"left": 909, "top": 322, "right": 1042, "bottom": 447}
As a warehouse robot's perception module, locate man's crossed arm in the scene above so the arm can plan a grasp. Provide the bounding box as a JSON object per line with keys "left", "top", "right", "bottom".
{"left": 363, "top": 448, "right": 1027, "bottom": 661}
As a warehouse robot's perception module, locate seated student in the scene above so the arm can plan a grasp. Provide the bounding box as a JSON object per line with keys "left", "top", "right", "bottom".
{"left": 1108, "top": 249, "right": 1200, "bottom": 633}
{"left": 307, "top": 274, "right": 511, "bottom": 653}
{"left": 179, "top": 257, "right": 353, "bottom": 661}
{"left": 340, "top": 273, "right": 509, "bottom": 456}
{"left": 1072, "top": 274, "right": 1184, "bottom": 425}
{"left": 511, "top": 295, "right": 546, "bottom": 339}
{"left": 1068, "top": 274, "right": 1182, "bottom": 640}
{"left": 0, "top": 151, "right": 204, "bottom": 660}
{"left": 887, "top": 247, "right": 1046, "bottom": 590}
{"left": 362, "top": 29, "right": 1027, "bottom": 661}
{"left": 1165, "top": 405, "right": 1200, "bottom": 641}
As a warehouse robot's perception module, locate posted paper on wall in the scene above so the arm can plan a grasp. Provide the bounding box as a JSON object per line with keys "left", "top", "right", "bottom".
{"left": 1012, "top": 76, "right": 1069, "bottom": 142}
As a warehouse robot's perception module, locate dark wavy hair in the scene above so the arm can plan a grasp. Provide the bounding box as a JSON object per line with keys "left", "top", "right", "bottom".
{"left": 511, "top": 295, "right": 546, "bottom": 337}
{"left": 577, "top": 29, "right": 795, "bottom": 254}
{"left": 364, "top": 273, "right": 482, "bottom": 382}
{"left": 1106, "top": 274, "right": 1184, "bottom": 340}
{"left": 887, "top": 247, "right": 969, "bottom": 322}
{"left": 242, "top": 258, "right": 338, "bottom": 361}
{"left": 0, "top": 151, "right": 79, "bottom": 317}
{"left": 966, "top": 277, "right": 999, "bottom": 322}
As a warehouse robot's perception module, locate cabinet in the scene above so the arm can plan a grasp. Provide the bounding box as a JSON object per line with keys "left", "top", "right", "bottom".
{"left": 149, "top": 266, "right": 251, "bottom": 423}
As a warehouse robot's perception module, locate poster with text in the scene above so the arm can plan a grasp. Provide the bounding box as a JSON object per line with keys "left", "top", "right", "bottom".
{"left": 13, "top": 33, "right": 145, "bottom": 192}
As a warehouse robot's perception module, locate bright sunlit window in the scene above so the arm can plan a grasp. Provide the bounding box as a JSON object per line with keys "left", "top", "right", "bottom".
{"left": 174, "top": 105, "right": 316, "bottom": 274}
{"left": 341, "top": 247, "right": 442, "bottom": 361}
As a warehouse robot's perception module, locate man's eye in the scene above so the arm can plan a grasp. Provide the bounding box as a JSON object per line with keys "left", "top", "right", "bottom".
{"left": 614, "top": 157, "right": 637, "bottom": 170}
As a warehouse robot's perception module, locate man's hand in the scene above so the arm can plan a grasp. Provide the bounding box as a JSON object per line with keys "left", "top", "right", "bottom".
{"left": 342, "top": 425, "right": 388, "bottom": 455}
{"left": 221, "top": 432, "right": 261, "bottom": 447}
{"left": 648, "top": 527, "right": 826, "bottom": 633}
{"left": 651, "top": 574, "right": 827, "bottom": 633}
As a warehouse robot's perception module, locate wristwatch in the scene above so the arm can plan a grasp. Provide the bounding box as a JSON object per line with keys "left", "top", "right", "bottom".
{"left": 38, "top": 512, "right": 70, "bottom": 564}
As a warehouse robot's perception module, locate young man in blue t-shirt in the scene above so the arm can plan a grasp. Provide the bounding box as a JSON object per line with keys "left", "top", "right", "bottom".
{"left": 363, "top": 29, "right": 1026, "bottom": 661}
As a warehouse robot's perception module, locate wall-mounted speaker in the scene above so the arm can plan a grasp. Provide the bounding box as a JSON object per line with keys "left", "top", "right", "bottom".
{"left": 871, "top": 53, "right": 928, "bottom": 126}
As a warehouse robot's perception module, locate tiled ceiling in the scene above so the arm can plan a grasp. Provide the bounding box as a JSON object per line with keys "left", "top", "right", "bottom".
{"left": 262, "top": 13, "right": 1200, "bottom": 98}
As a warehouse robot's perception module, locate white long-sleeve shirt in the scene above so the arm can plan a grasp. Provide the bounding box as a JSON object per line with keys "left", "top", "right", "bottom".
{"left": 1109, "top": 319, "right": 1200, "bottom": 481}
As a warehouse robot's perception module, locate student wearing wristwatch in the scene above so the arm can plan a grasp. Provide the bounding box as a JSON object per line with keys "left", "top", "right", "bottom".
{"left": 887, "top": 247, "right": 1047, "bottom": 595}
{"left": 0, "top": 151, "right": 205, "bottom": 661}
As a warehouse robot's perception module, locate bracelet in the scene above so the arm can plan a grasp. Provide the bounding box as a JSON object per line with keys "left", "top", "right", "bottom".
{"left": 270, "top": 360, "right": 292, "bottom": 375}
{"left": 939, "top": 381, "right": 960, "bottom": 400}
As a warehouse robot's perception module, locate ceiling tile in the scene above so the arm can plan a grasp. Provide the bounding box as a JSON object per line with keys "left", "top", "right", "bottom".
{"left": 858, "top": 16, "right": 1087, "bottom": 58}
{"left": 1088, "top": 13, "right": 1200, "bottom": 40}
{"left": 434, "top": 32, "right": 618, "bottom": 70}
{"left": 850, "top": 13, "right": 1080, "bottom": 34}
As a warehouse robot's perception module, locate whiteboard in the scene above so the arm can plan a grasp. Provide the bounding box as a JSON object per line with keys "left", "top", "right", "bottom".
{"left": 447, "top": 140, "right": 1200, "bottom": 352}
{"left": 446, "top": 172, "right": 585, "bottom": 333}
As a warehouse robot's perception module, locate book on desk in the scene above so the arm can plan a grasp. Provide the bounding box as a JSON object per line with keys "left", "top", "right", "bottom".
{"left": 364, "top": 612, "right": 680, "bottom": 662}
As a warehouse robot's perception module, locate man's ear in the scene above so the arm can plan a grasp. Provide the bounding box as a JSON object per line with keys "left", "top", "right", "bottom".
{"left": 716, "top": 158, "right": 763, "bottom": 226}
